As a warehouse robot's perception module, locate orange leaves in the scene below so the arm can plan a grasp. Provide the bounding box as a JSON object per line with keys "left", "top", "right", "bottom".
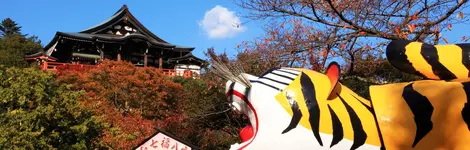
{"left": 330, "top": 50, "right": 336, "bottom": 57}
{"left": 242, "top": 41, "right": 249, "bottom": 46}
{"left": 433, "top": 27, "right": 439, "bottom": 34}
{"left": 457, "top": 11, "right": 465, "bottom": 19}
{"left": 321, "top": 48, "right": 328, "bottom": 58}
{"left": 309, "top": 47, "right": 314, "bottom": 54}
{"left": 260, "top": 43, "right": 266, "bottom": 49}
{"left": 286, "top": 35, "right": 293, "bottom": 42}
{"left": 395, "top": 27, "right": 400, "bottom": 34}
{"left": 462, "top": 36, "right": 469, "bottom": 42}
{"left": 411, "top": 12, "right": 419, "bottom": 20}
{"left": 360, "top": 31, "right": 366, "bottom": 35}
{"left": 341, "top": 43, "right": 346, "bottom": 49}
{"left": 308, "top": 33, "right": 315, "bottom": 39}
{"left": 443, "top": 37, "right": 449, "bottom": 44}
{"left": 300, "top": 1, "right": 309, "bottom": 6}
{"left": 365, "top": 44, "right": 372, "bottom": 50}
{"left": 394, "top": 26, "right": 407, "bottom": 39}
{"left": 407, "top": 24, "right": 416, "bottom": 33}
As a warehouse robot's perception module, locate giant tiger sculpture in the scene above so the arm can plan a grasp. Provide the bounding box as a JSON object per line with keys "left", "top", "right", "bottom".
{"left": 212, "top": 40, "right": 470, "bottom": 150}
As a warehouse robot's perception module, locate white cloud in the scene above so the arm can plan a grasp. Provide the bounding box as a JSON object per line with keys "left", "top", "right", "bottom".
{"left": 199, "top": 5, "right": 246, "bottom": 39}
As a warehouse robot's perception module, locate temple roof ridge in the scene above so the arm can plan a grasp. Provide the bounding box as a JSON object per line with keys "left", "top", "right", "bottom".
{"left": 79, "top": 4, "right": 170, "bottom": 44}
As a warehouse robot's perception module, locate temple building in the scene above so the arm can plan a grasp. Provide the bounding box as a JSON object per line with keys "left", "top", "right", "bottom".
{"left": 25, "top": 5, "right": 206, "bottom": 77}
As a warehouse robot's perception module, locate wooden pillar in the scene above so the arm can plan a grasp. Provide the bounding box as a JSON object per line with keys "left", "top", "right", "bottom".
{"left": 118, "top": 45, "right": 122, "bottom": 61}
{"left": 100, "top": 50, "right": 104, "bottom": 61}
{"left": 43, "top": 60, "right": 48, "bottom": 70}
{"left": 159, "top": 57, "right": 162, "bottom": 69}
{"left": 144, "top": 54, "right": 148, "bottom": 67}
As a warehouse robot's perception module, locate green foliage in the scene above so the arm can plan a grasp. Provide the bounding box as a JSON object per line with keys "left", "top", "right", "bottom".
{"left": 172, "top": 75, "right": 245, "bottom": 150}
{"left": 0, "top": 66, "right": 105, "bottom": 149}
{"left": 0, "top": 18, "right": 42, "bottom": 68}
{"left": 0, "top": 18, "right": 22, "bottom": 37}
{"left": 0, "top": 34, "right": 42, "bottom": 68}
{"left": 341, "top": 58, "right": 423, "bottom": 99}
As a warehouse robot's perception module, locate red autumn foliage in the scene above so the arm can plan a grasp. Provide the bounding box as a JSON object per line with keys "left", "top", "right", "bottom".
{"left": 56, "top": 60, "right": 189, "bottom": 149}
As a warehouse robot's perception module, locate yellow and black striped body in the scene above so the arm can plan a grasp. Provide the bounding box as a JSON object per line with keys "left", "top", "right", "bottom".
{"left": 274, "top": 69, "right": 383, "bottom": 149}
{"left": 228, "top": 40, "right": 470, "bottom": 149}
{"left": 386, "top": 40, "right": 470, "bottom": 80}
{"left": 370, "top": 79, "right": 470, "bottom": 149}
{"left": 273, "top": 68, "right": 470, "bottom": 149}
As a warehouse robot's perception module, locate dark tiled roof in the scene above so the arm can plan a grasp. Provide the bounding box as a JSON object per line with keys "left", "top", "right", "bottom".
{"left": 56, "top": 32, "right": 194, "bottom": 52}
{"left": 79, "top": 5, "right": 169, "bottom": 44}
{"left": 168, "top": 53, "right": 207, "bottom": 65}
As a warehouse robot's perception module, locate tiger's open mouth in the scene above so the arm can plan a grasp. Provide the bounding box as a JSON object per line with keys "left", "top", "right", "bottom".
{"left": 226, "top": 89, "right": 259, "bottom": 150}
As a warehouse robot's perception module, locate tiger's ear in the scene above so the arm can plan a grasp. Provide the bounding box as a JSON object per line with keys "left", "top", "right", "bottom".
{"left": 325, "top": 61, "right": 341, "bottom": 99}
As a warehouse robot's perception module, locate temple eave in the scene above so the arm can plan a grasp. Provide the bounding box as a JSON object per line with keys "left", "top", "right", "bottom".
{"left": 55, "top": 32, "right": 195, "bottom": 51}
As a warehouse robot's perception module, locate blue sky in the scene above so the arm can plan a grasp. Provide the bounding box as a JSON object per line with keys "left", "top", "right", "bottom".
{"left": 0, "top": 0, "right": 266, "bottom": 59}
{"left": 1, "top": 0, "right": 469, "bottom": 62}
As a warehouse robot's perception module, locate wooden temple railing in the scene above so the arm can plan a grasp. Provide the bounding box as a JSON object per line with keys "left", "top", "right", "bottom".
{"left": 42, "top": 62, "right": 197, "bottom": 78}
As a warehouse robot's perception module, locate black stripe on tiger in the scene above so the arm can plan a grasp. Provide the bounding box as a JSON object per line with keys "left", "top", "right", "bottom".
{"left": 272, "top": 71, "right": 296, "bottom": 80}
{"left": 282, "top": 93, "right": 303, "bottom": 134}
{"left": 260, "top": 76, "right": 289, "bottom": 86}
{"left": 276, "top": 69, "right": 299, "bottom": 76}
{"left": 250, "top": 80, "right": 282, "bottom": 91}
{"left": 259, "top": 67, "right": 280, "bottom": 77}
{"left": 352, "top": 94, "right": 386, "bottom": 150}
{"left": 402, "top": 83, "right": 434, "bottom": 147}
{"left": 461, "top": 82, "right": 470, "bottom": 131}
{"left": 300, "top": 73, "right": 323, "bottom": 146}
{"left": 457, "top": 43, "right": 470, "bottom": 77}
{"left": 338, "top": 94, "right": 367, "bottom": 150}
{"left": 420, "top": 43, "right": 457, "bottom": 79}
{"left": 351, "top": 94, "right": 373, "bottom": 113}
{"left": 328, "top": 105, "right": 343, "bottom": 148}
{"left": 386, "top": 40, "right": 426, "bottom": 78}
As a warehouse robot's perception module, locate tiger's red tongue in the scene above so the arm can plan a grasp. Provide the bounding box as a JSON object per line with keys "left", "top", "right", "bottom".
{"left": 240, "top": 125, "right": 254, "bottom": 142}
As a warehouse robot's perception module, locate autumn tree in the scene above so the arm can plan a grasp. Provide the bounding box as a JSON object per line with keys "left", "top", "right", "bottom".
{"left": 0, "top": 66, "right": 105, "bottom": 149}
{"left": 56, "top": 60, "right": 184, "bottom": 148}
{"left": 234, "top": 0, "right": 469, "bottom": 73}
